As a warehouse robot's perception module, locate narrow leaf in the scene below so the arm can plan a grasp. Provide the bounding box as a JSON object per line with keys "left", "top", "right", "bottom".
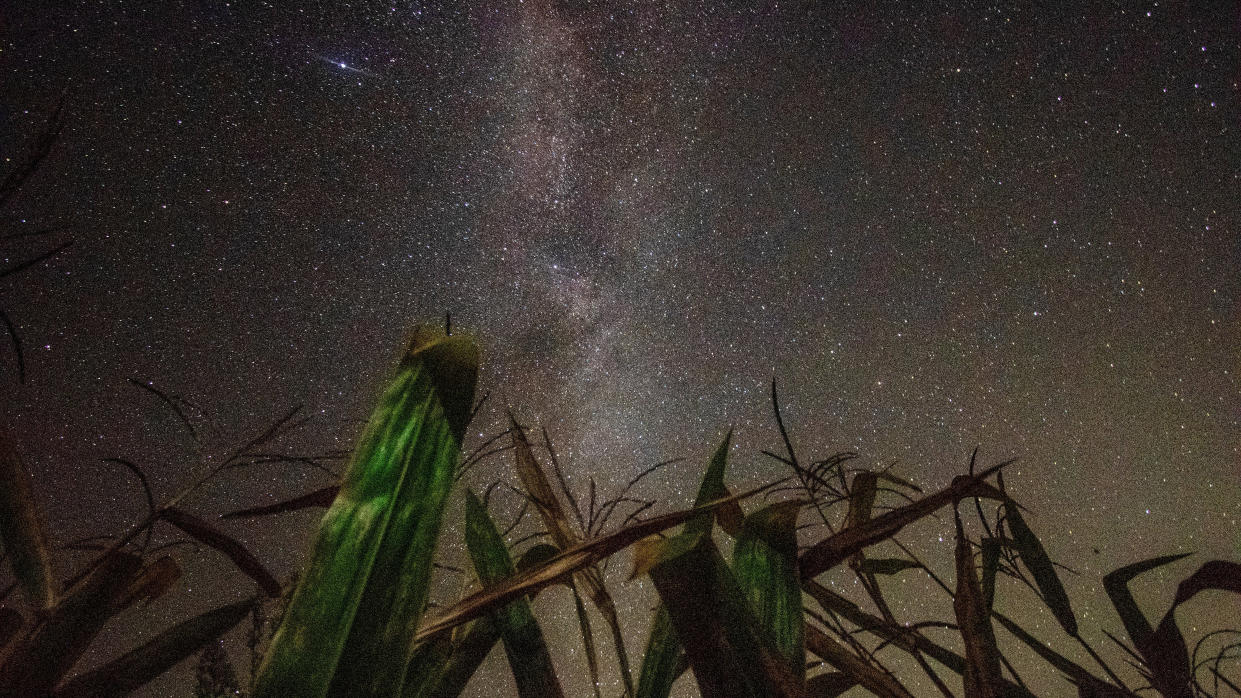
{"left": 160, "top": 508, "right": 280, "bottom": 598}
{"left": 799, "top": 465, "right": 1010, "bottom": 579}
{"left": 954, "top": 509, "right": 1002, "bottom": 698}
{"left": 1004, "top": 499, "right": 1077, "bottom": 636}
{"left": 0, "top": 427, "right": 57, "bottom": 610}
{"left": 858, "top": 557, "right": 921, "bottom": 576}
{"left": 220, "top": 485, "right": 340, "bottom": 519}
{"left": 253, "top": 328, "right": 479, "bottom": 698}
{"left": 804, "top": 624, "right": 914, "bottom": 698}
{"left": 464, "top": 489, "right": 564, "bottom": 698}
{"left": 415, "top": 484, "right": 767, "bottom": 644}
{"left": 732, "top": 501, "right": 805, "bottom": 682}
{"left": 844, "top": 472, "right": 877, "bottom": 530}
{"left": 51, "top": 597, "right": 255, "bottom": 698}
{"left": 980, "top": 538, "right": 1002, "bottom": 613}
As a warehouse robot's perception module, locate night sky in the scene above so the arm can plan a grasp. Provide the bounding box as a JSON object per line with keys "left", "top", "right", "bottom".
{"left": 2, "top": 1, "right": 1238, "bottom": 695}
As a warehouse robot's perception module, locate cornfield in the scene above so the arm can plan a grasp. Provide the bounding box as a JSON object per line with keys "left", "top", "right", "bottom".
{"left": 1, "top": 325, "right": 1237, "bottom": 697}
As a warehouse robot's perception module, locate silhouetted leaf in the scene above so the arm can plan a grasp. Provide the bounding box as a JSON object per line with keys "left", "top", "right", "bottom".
{"left": 858, "top": 557, "right": 921, "bottom": 576}
{"left": 1103, "top": 553, "right": 1193, "bottom": 698}
{"left": 954, "top": 510, "right": 1001, "bottom": 698}
{"left": 805, "top": 672, "right": 856, "bottom": 697}
{"left": 803, "top": 624, "right": 914, "bottom": 698}
{"left": 799, "top": 463, "right": 1010, "bottom": 579}
{"left": 1004, "top": 499, "right": 1077, "bottom": 636}
{"left": 160, "top": 508, "right": 280, "bottom": 598}
{"left": 980, "top": 538, "right": 1002, "bottom": 613}
{"left": 0, "top": 551, "right": 142, "bottom": 695}
{"left": 220, "top": 485, "right": 340, "bottom": 519}
{"left": 51, "top": 597, "right": 256, "bottom": 698}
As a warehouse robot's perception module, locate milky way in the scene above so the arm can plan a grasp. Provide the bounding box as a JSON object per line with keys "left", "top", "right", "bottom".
{"left": 2, "top": 2, "right": 1237, "bottom": 695}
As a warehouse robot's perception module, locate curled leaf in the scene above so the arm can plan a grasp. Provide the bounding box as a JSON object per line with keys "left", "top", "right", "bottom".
{"left": 159, "top": 508, "right": 280, "bottom": 598}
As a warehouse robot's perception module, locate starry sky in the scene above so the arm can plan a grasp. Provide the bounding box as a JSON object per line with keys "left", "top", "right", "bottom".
{"left": 2, "top": 1, "right": 1238, "bottom": 695}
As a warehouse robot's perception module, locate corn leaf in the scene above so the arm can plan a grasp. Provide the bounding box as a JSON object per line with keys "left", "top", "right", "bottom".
{"left": 857, "top": 557, "right": 921, "bottom": 576}
{"left": 0, "top": 427, "right": 57, "bottom": 610}
{"left": 509, "top": 415, "right": 631, "bottom": 696}
{"left": 980, "top": 537, "right": 1002, "bottom": 613}
{"left": 639, "top": 531, "right": 806, "bottom": 698}
{"left": 463, "top": 489, "right": 564, "bottom": 698}
{"left": 51, "top": 597, "right": 255, "bottom": 698}
{"left": 117, "top": 554, "right": 182, "bottom": 609}
{"left": 0, "top": 551, "right": 142, "bottom": 695}
{"left": 414, "top": 484, "right": 766, "bottom": 643}
{"left": 404, "top": 544, "right": 560, "bottom": 698}
{"left": 954, "top": 509, "right": 1002, "bottom": 698}
{"left": 805, "top": 671, "right": 856, "bottom": 697}
{"left": 799, "top": 465, "right": 1008, "bottom": 579}
{"left": 1103, "top": 553, "right": 1193, "bottom": 698}
{"left": 220, "top": 485, "right": 340, "bottom": 520}
{"left": 252, "top": 328, "right": 478, "bottom": 698}
{"left": 636, "top": 430, "right": 732, "bottom": 698}
{"left": 732, "top": 501, "right": 804, "bottom": 681}
{"left": 1003, "top": 499, "right": 1077, "bottom": 636}
{"left": 159, "top": 508, "right": 280, "bottom": 598}
{"left": 803, "top": 624, "right": 914, "bottom": 698}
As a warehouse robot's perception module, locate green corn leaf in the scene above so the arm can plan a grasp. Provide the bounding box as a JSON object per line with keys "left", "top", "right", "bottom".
{"left": 404, "top": 544, "right": 560, "bottom": 698}
{"left": 1004, "top": 499, "right": 1077, "bottom": 636}
{"left": 463, "top": 489, "right": 564, "bottom": 698}
{"left": 636, "top": 430, "right": 732, "bottom": 698}
{"left": 732, "top": 501, "right": 804, "bottom": 682}
{"left": 252, "top": 327, "right": 478, "bottom": 698}
{"left": 637, "top": 531, "right": 806, "bottom": 698}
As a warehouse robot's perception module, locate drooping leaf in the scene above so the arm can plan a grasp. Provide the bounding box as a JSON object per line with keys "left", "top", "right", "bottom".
{"left": 160, "top": 507, "right": 280, "bottom": 598}
{"left": 954, "top": 509, "right": 1002, "bottom": 698}
{"left": 732, "top": 501, "right": 804, "bottom": 681}
{"left": 1102, "top": 553, "right": 1193, "bottom": 698}
{"left": 1004, "top": 499, "right": 1077, "bottom": 636}
{"left": 415, "top": 484, "right": 766, "bottom": 644}
{"left": 463, "top": 489, "right": 563, "bottom": 698}
{"left": 803, "top": 624, "right": 913, "bottom": 698}
{"left": 220, "top": 485, "right": 340, "bottom": 519}
{"left": 799, "top": 464, "right": 1009, "bottom": 579}
{"left": 857, "top": 557, "right": 921, "bottom": 576}
{"left": 640, "top": 532, "right": 806, "bottom": 698}
{"left": 989, "top": 612, "right": 1131, "bottom": 696}
{"left": 0, "top": 427, "right": 57, "bottom": 610}
{"left": 0, "top": 551, "right": 142, "bottom": 695}
{"left": 252, "top": 327, "right": 478, "bottom": 698}
{"left": 1169, "top": 559, "right": 1241, "bottom": 607}
{"left": 51, "top": 597, "right": 256, "bottom": 698}
{"left": 636, "top": 430, "right": 733, "bottom": 698}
